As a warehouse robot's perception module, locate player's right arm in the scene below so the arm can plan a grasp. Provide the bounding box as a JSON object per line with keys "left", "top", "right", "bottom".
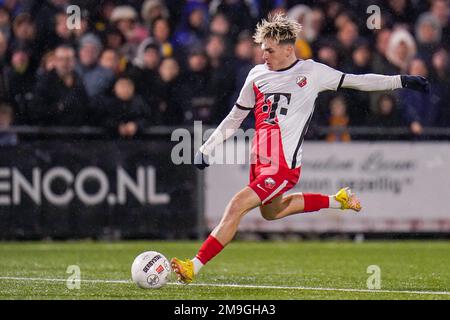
{"left": 194, "top": 105, "right": 252, "bottom": 169}
{"left": 194, "top": 68, "right": 256, "bottom": 170}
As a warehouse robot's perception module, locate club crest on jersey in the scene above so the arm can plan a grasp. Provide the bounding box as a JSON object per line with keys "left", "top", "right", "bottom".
{"left": 264, "top": 177, "right": 276, "bottom": 189}
{"left": 296, "top": 76, "right": 307, "bottom": 88}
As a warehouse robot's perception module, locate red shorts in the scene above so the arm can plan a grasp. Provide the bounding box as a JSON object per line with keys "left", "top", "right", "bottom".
{"left": 249, "top": 161, "right": 301, "bottom": 205}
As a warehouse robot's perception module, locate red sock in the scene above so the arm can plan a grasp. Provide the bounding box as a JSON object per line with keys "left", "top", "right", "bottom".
{"left": 195, "top": 235, "right": 224, "bottom": 265}
{"left": 303, "top": 193, "right": 329, "bottom": 212}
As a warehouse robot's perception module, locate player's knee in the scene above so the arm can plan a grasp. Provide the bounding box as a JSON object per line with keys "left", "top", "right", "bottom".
{"left": 228, "top": 199, "right": 245, "bottom": 218}
{"left": 226, "top": 194, "right": 249, "bottom": 218}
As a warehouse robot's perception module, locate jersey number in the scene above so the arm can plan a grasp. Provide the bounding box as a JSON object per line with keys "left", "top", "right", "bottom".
{"left": 262, "top": 93, "right": 291, "bottom": 124}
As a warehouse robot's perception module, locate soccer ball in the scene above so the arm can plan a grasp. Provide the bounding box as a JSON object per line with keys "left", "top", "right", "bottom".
{"left": 131, "top": 251, "right": 171, "bottom": 289}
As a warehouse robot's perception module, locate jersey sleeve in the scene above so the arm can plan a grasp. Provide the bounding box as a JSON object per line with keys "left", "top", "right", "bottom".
{"left": 236, "top": 68, "right": 256, "bottom": 109}
{"left": 313, "top": 61, "right": 345, "bottom": 92}
{"left": 199, "top": 105, "right": 251, "bottom": 155}
{"left": 342, "top": 73, "right": 402, "bottom": 91}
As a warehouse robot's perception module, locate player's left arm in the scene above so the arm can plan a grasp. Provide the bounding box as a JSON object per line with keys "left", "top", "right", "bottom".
{"left": 341, "top": 73, "right": 429, "bottom": 93}
{"left": 313, "top": 61, "right": 429, "bottom": 93}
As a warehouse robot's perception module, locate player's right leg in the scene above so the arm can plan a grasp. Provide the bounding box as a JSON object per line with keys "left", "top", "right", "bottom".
{"left": 171, "top": 186, "right": 261, "bottom": 284}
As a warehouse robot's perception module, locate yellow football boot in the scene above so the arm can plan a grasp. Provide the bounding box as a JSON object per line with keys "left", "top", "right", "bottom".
{"left": 171, "top": 258, "right": 194, "bottom": 284}
{"left": 335, "top": 187, "right": 362, "bottom": 212}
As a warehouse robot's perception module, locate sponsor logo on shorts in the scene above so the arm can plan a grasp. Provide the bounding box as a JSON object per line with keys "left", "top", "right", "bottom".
{"left": 264, "top": 177, "right": 276, "bottom": 189}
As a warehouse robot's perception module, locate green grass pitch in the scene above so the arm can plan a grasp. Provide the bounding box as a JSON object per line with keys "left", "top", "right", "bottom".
{"left": 0, "top": 240, "right": 449, "bottom": 300}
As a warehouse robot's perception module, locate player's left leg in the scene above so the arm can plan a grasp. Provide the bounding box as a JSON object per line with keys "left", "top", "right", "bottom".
{"left": 260, "top": 187, "right": 362, "bottom": 221}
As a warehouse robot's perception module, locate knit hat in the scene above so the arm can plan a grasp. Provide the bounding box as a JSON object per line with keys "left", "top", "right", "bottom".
{"left": 110, "top": 5, "right": 138, "bottom": 23}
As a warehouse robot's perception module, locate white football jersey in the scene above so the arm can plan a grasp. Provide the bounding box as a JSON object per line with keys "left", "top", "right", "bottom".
{"left": 236, "top": 59, "right": 344, "bottom": 169}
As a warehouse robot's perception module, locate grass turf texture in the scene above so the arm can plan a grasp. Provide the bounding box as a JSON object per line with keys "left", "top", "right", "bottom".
{"left": 0, "top": 240, "right": 449, "bottom": 300}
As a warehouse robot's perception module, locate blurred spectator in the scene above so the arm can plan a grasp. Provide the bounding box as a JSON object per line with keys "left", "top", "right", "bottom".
{"left": 252, "top": 42, "right": 264, "bottom": 65}
{"left": 179, "top": 47, "right": 215, "bottom": 124}
{"left": 151, "top": 17, "right": 174, "bottom": 58}
{"left": 110, "top": 5, "right": 148, "bottom": 59}
{"left": 6, "top": 47, "right": 35, "bottom": 124}
{"left": 30, "top": 45, "right": 89, "bottom": 126}
{"left": 228, "top": 38, "right": 263, "bottom": 129}
{"left": 103, "top": 26, "right": 126, "bottom": 51}
{"left": 335, "top": 20, "right": 360, "bottom": 67}
{"left": 10, "top": 13, "right": 36, "bottom": 57}
{"left": 34, "top": 0, "right": 69, "bottom": 54}
{"left": 287, "top": 5, "right": 314, "bottom": 59}
{"left": 366, "top": 94, "right": 403, "bottom": 129}
{"left": 372, "top": 28, "right": 398, "bottom": 75}
{"left": 0, "top": 6, "right": 11, "bottom": 40}
{"left": 382, "top": 0, "right": 418, "bottom": 26}
{"left": 76, "top": 33, "right": 115, "bottom": 97}
{"left": 229, "top": 31, "right": 254, "bottom": 112}
{"left": 101, "top": 77, "right": 150, "bottom": 138}
{"left": 431, "top": 47, "right": 450, "bottom": 81}
{"left": 310, "top": 6, "right": 326, "bottom": 41}
{"left": 288, "top": 4, "right": 316, "bottom": 43}
{"left": 128, "top": 37, "right": 161, "bottom": 111}
{"left": 345, "top": 40, "right": 372, "bottom": 74}
{"left": 321, "top": 0, "right": 344, "bottom": 36}
{"left": 386, "top": 28, "right": 417, "bottom": 73}
{"left": 157, "top": 57, "right": 183, "bottom": 125}
{"left": 211, "top": 0, "right": 255, "bottom": 40}
{"left": 430, "top": 47, "right": 450, "bottom": 126}
{"left": 205, "top": 33, "right": 234, "bottom": 122}
{"left": 415, "top": 12, "right": 442, "bottom": 62}
{"left": 398, "top": 58, "right": 441, "bottom": 136}
{"left": 335, "top": 10, "right": 356, "bottom": 30}
{"left": 326, "top": 95, "right": 351, "bottom": 142}
{"left": 209, "top": 12, "right": 234, "bottom": 57}
{"left": 91, "top": 0, "right": 116, "bottom": 32}
{"left": 100, "top": 48, "right": 122, "bottom": 76}
{"left": 429, "top": 0, "right": 450, "bottom": 47}
{"left": 36, "top": 50, "right": 56, "bottom": 79}
{"left": 317, "top": 44, "right": 339, "bottom": 68}
{"left": 370, "top": 28, "right": 400, "bottom": 116}
{"left": 141, "top": 0, "right": 170, "bottom": 29}
{"left": 315, "top": 44, "right": 344, "bottom": 129}
{"left": 0, "top": 102, "right": 17, "bottom": 146}
{"left": 209, "top": 12, "right": 231, "bottom": 39}
{"left": 339, "top": 41, "right": 372, "bottom": 126}
{"left": 173, "top": 1, "right": 209, "bottom": 56}
{"left": 102, "top": 26, "right": 129, "bottom": 71}
{"left": 49, "top": 11, "right": 74, "bottom": 49}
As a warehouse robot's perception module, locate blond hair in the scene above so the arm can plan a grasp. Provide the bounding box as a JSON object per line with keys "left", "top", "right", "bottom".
{"left": 253, "top": 13, "right": 302, "bottom": 44}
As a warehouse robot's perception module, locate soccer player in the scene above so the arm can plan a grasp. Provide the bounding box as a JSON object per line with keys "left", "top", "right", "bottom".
{"left": 171, "top": 14, "right": 429, "bottom": 283}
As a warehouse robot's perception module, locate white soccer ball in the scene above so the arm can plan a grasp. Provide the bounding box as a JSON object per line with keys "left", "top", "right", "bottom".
{"left": 131, "top": 251, "right": 171, "bottom": 289}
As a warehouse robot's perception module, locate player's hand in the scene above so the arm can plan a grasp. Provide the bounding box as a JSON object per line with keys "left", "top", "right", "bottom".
{"left": 194, "top": 150, "right": 209, "bottom": 170}
{"left": 401, "top": 75, "right": 430, "bottom": 93}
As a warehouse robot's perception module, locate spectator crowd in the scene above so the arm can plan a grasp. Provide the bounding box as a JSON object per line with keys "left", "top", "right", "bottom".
{"left": 0, "top": 0, "right": 449, "bottom": 142}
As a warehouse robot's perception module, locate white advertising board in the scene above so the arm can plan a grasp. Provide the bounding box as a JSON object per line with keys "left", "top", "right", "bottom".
{"left": 206, "top": 142, "right": 450, "bottom": 232}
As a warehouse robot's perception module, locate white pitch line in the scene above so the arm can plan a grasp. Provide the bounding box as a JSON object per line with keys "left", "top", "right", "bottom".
{"left": 0, "top": 276, "right": 449, "bottom": 296}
